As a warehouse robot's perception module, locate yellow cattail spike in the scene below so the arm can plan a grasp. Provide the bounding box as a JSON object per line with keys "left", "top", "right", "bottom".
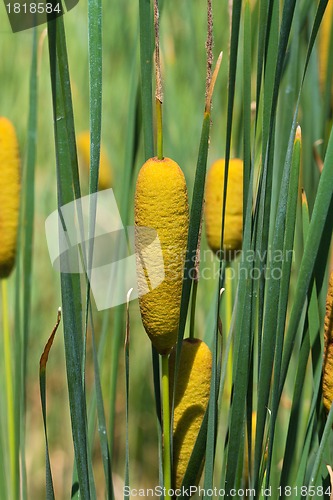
{"left": 319, "top": 0, "right": 333, "bottom": 92}
{"left": 322, "top": 271, "right": 333, "bottom": 414}
{"left": 0, "top": 117, "right": 20, "bottom": 279}
{"left": 76, "top": 131, "right": 113, "bottom": 190}
{"left": 204, "top": 158, "right": 243, "bottom": 260}
{"left": 135, "top": 157, "right": 189, "bottom": 355}
{"left": 169, "top": 338, "right": 212, "bottom": 490}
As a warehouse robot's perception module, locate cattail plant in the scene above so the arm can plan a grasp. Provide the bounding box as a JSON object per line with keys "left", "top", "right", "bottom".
{"left": 204, "top": 158, "right": 243, "bottom": 259}
{"left": 169, "top": 338, "right": 212, "bottom": 490}
{"left": 0, "top": 116, "right": 20, "bottom": 500}
{"left": 322, "top": 271, "right": 333, "bottom": 414}
{"left": 76, "top": 130, "right": 113, "bottom": 190}
{"left": 0, "top": 117, "right": 20, "bottom": 278}
{"left": 135, "top": 159, "right": 188, "bottom": 499}
{"left": 134, "top": 157, "right": 189, "bottom": 354}
{"left": 134, "top": 1, "right": 190, "bottom": 497}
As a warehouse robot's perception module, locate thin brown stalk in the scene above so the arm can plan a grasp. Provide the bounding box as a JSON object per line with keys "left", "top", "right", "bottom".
{"left": 205, "top": 0, "right": 214, "bottom": 100}
{"left": 154, "top": 0, "right": 163, "bottom": 104}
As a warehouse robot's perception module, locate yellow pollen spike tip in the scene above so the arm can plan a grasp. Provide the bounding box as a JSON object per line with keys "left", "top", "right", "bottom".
{"left": 169, "top": 338, "right": 212, "bottom": 490}
{"left": 204, "top": 158, "right": 243, "bottom": 260}
{"left": 76, "top": 131, "right": 113, "bottom": 190}
{"left": 0, "top": 117, "right": 20, "bottom": 279}
{"left": 134, "top": 157, "right": 189, "bottom": 355}
{"left": 322, "top": 271, "right": 333, "bottom": 414}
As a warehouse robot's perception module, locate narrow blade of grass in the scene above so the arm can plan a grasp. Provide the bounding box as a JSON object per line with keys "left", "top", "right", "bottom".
{"left": 14, "top": 26, "right": 38, "bottom": 500}
{"left": 307, "top": 401, "right": 333, "bottom": 494}
{"left": 224, "top": 272, "right": 254, "bottom": 495}
{"left": 90, "top": 305, "right": 113, "bottom": 499}
{"left": 243, "top": 0, "right": 252, "bottom": 218}
{"left": 47, "top": 11, "right": 92, "bottom": 498}
{"left": 108, "top": 44, "right": 141, "bottom": 454}
{"left": 174, "top": 108, "right": 212, "bottom": 433}
{"left": 279, "top": 122, "right": 333, "bottom": 399}
{"left": 203, "top": 310, "right": 222, "bottom": 497}
{"left": 218, "top": 0, "right": 241, "bottom": 274}
{"left": 254, "top": 0, "right": 327, "bottom": 488}
{"left": 124, "top": 291, "right": 131, "bottom": 500}
{"left": 265, "top": 127, "right": 301, "bottom": 487}
{"left": 0, "top": 422, "right": 6, "bottom": 499}
{"left": 223, "top": 153, "right": 256, "bottom": 495}
{"left": 85, "top": 0, "right": 114, "bottom": 495}
{"left": 279, "top": 190, "right": 321, "bottom": 494}
{"left": 176, "top": 111, "right": 211, "bottom": 372}
{"left": 255, "top": 0, "right": 268, "bottom": 113}
{"left": 294, "top": 361, "right": 323, "bottom": 497}
{"left": 39, "top": 309, "right": 61, "bottom": 500}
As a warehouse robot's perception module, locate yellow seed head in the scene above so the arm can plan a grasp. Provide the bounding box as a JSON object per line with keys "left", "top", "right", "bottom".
{"left": 322, "top": 271, "right": 333, "bottom": 413}
{"left": 76, "top": 131, "right": 113, "bottom": 190}
{"left": 0, "top": 117, "right": 20, "bottom": 279}
{"left": 135, "top": 157, "right": 189, "bottom": 354}
{"left": 204, "top": 158, "right": 243, "bottom": 259}
{"left": 319, "top": 0, "right": 333, "bottom": 92}
{"left": 169, "top": 338, "right": 212, "bottom": 490}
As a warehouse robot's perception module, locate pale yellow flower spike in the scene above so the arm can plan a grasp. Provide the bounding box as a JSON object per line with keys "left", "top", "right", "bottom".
{"left": 0, "top": 117, "right": 20, "bottom": 279}
{"left": 76, "top": 130, "right": 113, "bottom": 190}
{"left": 204, "top": 158, "right": 243, "bottom": 260}
{"left": 135, "top": 157, "right": 189, "bottom": 355}
{"left": 169, "top": 338, "right": 212, "bottom": 490}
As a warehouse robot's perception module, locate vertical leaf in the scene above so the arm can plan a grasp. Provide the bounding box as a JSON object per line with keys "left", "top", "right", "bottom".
{"left": 47, "top": 11, "right": 92, "bottom": 499}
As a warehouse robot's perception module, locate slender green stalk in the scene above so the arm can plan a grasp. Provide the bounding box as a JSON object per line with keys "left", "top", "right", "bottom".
{"left": 39, "top": 309, "right": 61, "bottom": 500}
{"left": 189, "top": 280, "right": 198, "bottom": 339}
{"left": 161, "top": 354, "right": 171, "bottom": 499}
{"left": 1, "top": 279, "right": 17, "bottom": 500}
{"left": 225, "top": 265, "right": 233, "bottom": 335}
{"left": 124, "top": 291, "right": 131, "bottom": 500}
{"left": 225, "top": 265, "right": 233, "bottom": 395}
{"left": 19, "top": 28, "right": 38, "bottom": 500}
{"left": 47, "top": 13, "right": 92, "bottom": 498}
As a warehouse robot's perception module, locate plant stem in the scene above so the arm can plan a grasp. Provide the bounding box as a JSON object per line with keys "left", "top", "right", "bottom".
{"left": 225, "top": 265, "right": 233, "bottom": 334}
{"left": 161, "top": 353, "right": 171, "bottom": 499}
{"left": 225, "top": 265, "right": 233, "bottom": 396}
{"left": 189, "top": 279, "right": 198, "bottom": 339}
{"left": 154, "top": 0, "right": 163, "bottom": 160}
{"left": 156, "top": 98, "right": 163, "bottom": 160}
{"left": 2, "top": 279, "right": 17, "bottom": 500}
